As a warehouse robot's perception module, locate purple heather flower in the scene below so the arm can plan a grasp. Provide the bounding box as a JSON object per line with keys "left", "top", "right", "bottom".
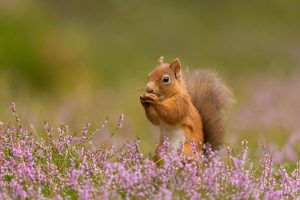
{"left": 10, "top": 180, "right": 26, "bottom": 200}
{"left": 0, "top": 105, "right": 300, "bottom": 199}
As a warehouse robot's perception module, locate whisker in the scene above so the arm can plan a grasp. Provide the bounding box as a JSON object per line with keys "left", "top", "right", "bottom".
{"left": 133, "top": 88, "right": 145, "bottom": 94}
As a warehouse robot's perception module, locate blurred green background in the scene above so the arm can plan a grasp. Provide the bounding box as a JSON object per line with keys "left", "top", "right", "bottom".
{"left": 0, "top": 0, "right": 300, "bottom": 154}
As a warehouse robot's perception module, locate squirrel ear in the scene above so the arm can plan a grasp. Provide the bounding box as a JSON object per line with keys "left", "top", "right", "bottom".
{"left": 170, "top": 58, "right": 181, "bottom": 79}
{"left": 157, "top": 56, "right": 164, "bottom": 65}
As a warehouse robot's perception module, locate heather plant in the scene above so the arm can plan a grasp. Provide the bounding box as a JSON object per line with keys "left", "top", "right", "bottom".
{"left": 0, "top": 104, "right": 299, "bottom": 200}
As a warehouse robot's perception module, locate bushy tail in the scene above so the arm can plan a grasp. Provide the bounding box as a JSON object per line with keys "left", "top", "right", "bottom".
{"left": 184, "top": 70, "right": 235, "bottom": 150}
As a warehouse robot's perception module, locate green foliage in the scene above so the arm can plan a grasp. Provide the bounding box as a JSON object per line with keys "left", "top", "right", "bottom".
{"left": 4, "top": 149, "right": 12, "bottom": 159}
{"left": 4, "top": 175, "right": 12, "bottom": 183}
{"left": 39, "top": 156, "right": 47, "bottom": 165}
{"left": 52, "top": 148, "right": 71, "bottom": 172}
{"left": 62, "top": 186, "right": 78, "bottom": 200}
{"left": 41, "top": 185, "right": 53, "bottom": 198}
{"left": 69, "top": 148, "right": 81, "bottom": 168}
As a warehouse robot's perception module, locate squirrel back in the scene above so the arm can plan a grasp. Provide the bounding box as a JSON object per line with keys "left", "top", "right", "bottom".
{"left": 184, "top": 70, "right": 234, "bottom": 150}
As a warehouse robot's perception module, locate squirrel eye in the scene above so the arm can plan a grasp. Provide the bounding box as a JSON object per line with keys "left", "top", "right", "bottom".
{"left": 162, "top": 75, "right": 170, "bottom": 85}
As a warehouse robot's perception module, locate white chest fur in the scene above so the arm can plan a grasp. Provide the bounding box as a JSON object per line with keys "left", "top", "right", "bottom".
{"left": 160, "top": 121, "right": 186, "bottom": 149}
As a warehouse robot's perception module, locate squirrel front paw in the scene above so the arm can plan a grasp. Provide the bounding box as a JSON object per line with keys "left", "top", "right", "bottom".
{"left": 140, "top": 93, "right": 159, "bottom": 106}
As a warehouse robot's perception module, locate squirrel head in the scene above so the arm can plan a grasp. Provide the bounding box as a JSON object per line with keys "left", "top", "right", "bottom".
{"left": 146, "top": 56, "right": 185, "bottom": 100}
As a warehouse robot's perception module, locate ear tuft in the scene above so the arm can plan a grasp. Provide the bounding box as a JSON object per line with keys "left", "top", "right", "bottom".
{"left": 157, "top": 56, "right": 164, "bottom": 65}
{"left": 170, "top": 58, "right": 181, "bottom": 79}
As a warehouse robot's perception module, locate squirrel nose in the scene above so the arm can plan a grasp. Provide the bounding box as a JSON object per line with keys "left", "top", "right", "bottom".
{"left": 146, "top": 82, "right": 155, "bottom": 93}
{"left": 146, "top": 86, "right": 154, "bottom": 93}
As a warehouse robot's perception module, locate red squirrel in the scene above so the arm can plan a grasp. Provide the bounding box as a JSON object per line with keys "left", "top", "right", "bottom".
{"left": 140, "top": 57, "right": 234, "bottom": 157}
